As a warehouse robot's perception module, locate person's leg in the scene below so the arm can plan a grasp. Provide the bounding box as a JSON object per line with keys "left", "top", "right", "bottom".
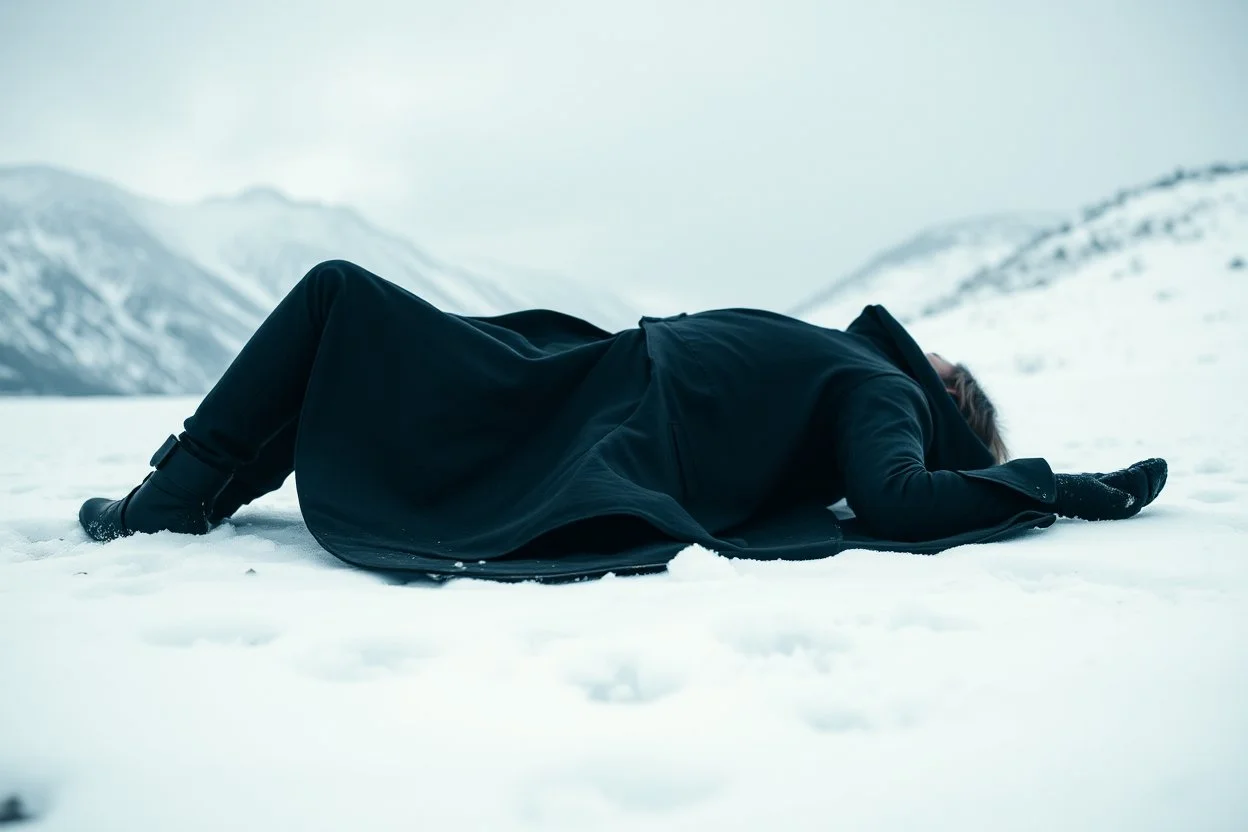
{"left": 207, "top": 418, "right": 298, "bottom": 524}
{"left": 179, "top": 260, "right": 354, "bottom": 471}
{"left": 81, "top": 261, "right": 354, "bottom": 539}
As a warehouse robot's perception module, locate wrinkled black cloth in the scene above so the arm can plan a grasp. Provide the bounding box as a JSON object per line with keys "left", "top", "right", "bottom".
{"left": 179, "top": 260, "right": 1059, "bottom": 581}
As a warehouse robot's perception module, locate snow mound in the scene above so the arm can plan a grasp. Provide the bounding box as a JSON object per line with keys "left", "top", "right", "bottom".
{"left": 664, "top": 543, "right": 741, "bottom": 581}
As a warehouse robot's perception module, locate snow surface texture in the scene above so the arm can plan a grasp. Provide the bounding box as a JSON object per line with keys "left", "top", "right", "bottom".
{"left": 0, "top": 166, "right": 639, "bottom": 395}
{"left": 3, "top": 167, "right": 1248, "bottom": 830}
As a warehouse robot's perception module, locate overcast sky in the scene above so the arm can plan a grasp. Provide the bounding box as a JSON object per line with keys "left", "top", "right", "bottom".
{"left": 2, "top": 0, "right": 1245, "bottom": 311}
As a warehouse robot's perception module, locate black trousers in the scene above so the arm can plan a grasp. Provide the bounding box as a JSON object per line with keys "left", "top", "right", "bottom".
{"left": 179, "top": 263, "right": 352, "bottom": 512}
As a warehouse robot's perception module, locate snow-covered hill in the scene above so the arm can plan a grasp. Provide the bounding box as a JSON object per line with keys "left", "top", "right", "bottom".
{"left": 0, "top": 166, "right": 638, "bottom": 395}
{"left": 921, "top": 164, "right": 1248, "bottom": 316}
{"left": 905, "top": 163, "right": 1248, "bottom": 381}
{"left": 0, "top": 167, "right": 270, "bottom": 395}
{"left": 791, "top": 214, "right": 1056, "bottom": 328}
{"left": 794, "top": 163, "right": 1248, "bottom": 332}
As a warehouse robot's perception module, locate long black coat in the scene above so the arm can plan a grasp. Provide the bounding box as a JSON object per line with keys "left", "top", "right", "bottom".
{"left": 294, "top": 266, "right": 1057, "bottom": 580}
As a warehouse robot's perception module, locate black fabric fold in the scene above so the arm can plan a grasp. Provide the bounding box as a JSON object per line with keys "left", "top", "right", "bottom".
{"left": 267, "top": 264, "right": 1058, "bottom": 581}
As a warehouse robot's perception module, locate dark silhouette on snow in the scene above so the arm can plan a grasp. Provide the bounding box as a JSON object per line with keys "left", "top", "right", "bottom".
{"left": 80, "top": 261, "right": 1167, "bottom": 581}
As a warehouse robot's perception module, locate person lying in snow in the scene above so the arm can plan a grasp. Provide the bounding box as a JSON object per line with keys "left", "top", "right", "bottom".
{"left": 79, "top": 260, "right": 1167, "bottom": 581}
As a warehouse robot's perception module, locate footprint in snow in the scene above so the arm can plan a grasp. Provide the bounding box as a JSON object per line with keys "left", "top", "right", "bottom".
{"left": 802, "top": 704, "right": 874, "bottom": 734}
{"left": 719, "top": 622, "right": 851, "bottom": 671}
{"left": 296, "top": 636, "right": 435, "bottom": 682}
{"left": 567, "top": 655, "right": 684, "bottom": 704}
{"left": 520, "top": 756, "right": 723, "bottom": 820}
{"left": 1190, "top": 489, "right": 1239, "bottom": 504}
{"left": 888, "top": 602, "right": 977, "bottom": 633}
{"left": 143, "top": 618, "right": 280, "bottom": 649}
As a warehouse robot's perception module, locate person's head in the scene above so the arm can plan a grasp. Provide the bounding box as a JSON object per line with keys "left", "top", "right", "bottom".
{"left": 926, "top": 353, "right": 1009, "bottom": 463}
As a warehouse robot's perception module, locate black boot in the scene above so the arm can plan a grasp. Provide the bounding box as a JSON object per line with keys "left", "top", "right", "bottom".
{"left": 80, "top": 436, "right": 234, "bottom": 541}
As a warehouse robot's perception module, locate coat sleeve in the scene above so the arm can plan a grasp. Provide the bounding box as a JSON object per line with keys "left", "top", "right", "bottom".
{"left": 834, "top": 377, "right": 1051, "bottom": 542}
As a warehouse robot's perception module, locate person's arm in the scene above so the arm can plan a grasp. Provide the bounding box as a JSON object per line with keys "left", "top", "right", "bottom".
{"left": 834, "top": 377, "right": 1048, "bottom": 541}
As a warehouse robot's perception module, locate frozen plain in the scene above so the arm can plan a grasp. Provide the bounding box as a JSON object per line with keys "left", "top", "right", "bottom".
{"left": 2, "top": 235, "right": 1247, "bottom": 830}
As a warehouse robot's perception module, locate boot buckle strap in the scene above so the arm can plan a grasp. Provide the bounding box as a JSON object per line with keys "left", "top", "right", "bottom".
{"left": 150, "top": 435, "right": 179, "bottom": 469}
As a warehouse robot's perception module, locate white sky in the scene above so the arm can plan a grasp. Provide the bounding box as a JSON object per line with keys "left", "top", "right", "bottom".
{"left": 1, "top": 0, "right": 1245, "bottom": 311}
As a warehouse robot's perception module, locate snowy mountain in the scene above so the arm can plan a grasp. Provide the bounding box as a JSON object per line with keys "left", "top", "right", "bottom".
{"left": 790, "top": 214, "right": 1057, "bottom": 328}
{"left": 903, "top": 162, "right": 1248, "bottom": 384}
{"left": 921, "top": 163, "right": 1248, "bottom": 318}
{"left": 5, "top": 162, "right": 1244, "bottom": 397}
{"left": 795, "top": 163, "right": 1248, "bottom": 333}
{"left": 898, "top": 165, "right": 1248, "bottom": 396}
{"left": 0, "top": 167, "right": 271, "bottom": 395}
{"left": 0, "top": 165, "right": 638, "bottom": 395}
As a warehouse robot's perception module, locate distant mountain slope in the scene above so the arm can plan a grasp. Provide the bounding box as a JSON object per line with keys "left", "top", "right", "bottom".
{"left": 920, "top": 163, "right": 1248, "bottom": 317}
{"left": 792, "top": 163, "right": 1248, "bottom": 334}
{"left": 0, "top": 166, "right": 638, "bottom": 395}
{"left": 0, "top": 167, "right": 270, "bottom": 395}
{"left": 136, "top": 186, "right": 529, "bottom": 315}
{"left": 790, "top": 214, "right": 1057, "bottom": 328}
{"left": 906, "top": 162, "right": 1248, "bottom": 382}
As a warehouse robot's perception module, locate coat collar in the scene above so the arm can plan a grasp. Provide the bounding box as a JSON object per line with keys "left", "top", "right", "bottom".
{"left": 846, "top": 304, "right": 997, "bottom": 472}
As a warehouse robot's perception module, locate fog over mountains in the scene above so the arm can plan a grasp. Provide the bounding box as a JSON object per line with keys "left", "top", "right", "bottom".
{"left": 0, "top": 166, "right": 638, "bottom": 395}
{"left": 2, "top": 162, "right": 1246, "bottom": 395}
{"left": 788, "top": 214, "right": 1058, "bottom": 326}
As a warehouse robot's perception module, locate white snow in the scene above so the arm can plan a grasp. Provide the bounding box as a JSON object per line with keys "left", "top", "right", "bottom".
{"left": 2, "top": 172, "right": 1248, "bottom": 829}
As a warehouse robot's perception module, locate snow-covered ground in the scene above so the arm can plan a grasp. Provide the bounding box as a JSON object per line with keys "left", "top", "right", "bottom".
{"left": 3, "top": 176, "right": 1248, "bottom": 828}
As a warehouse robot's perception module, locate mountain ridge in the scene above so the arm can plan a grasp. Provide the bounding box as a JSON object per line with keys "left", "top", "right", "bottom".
{"left": 919, "top": 161, "right": 1248, "bottom": 318}
{"left": 0, "top": 165, "right": 639, "bottom": 395}
{"left": 4, "top": 161, "right": 1245, "bottom": 396}
{"left": 789, "top": 213, "right": 1057, "bottom": 326}
{"left": 791, "top": 161, "right": 1248, "bottom": 328}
